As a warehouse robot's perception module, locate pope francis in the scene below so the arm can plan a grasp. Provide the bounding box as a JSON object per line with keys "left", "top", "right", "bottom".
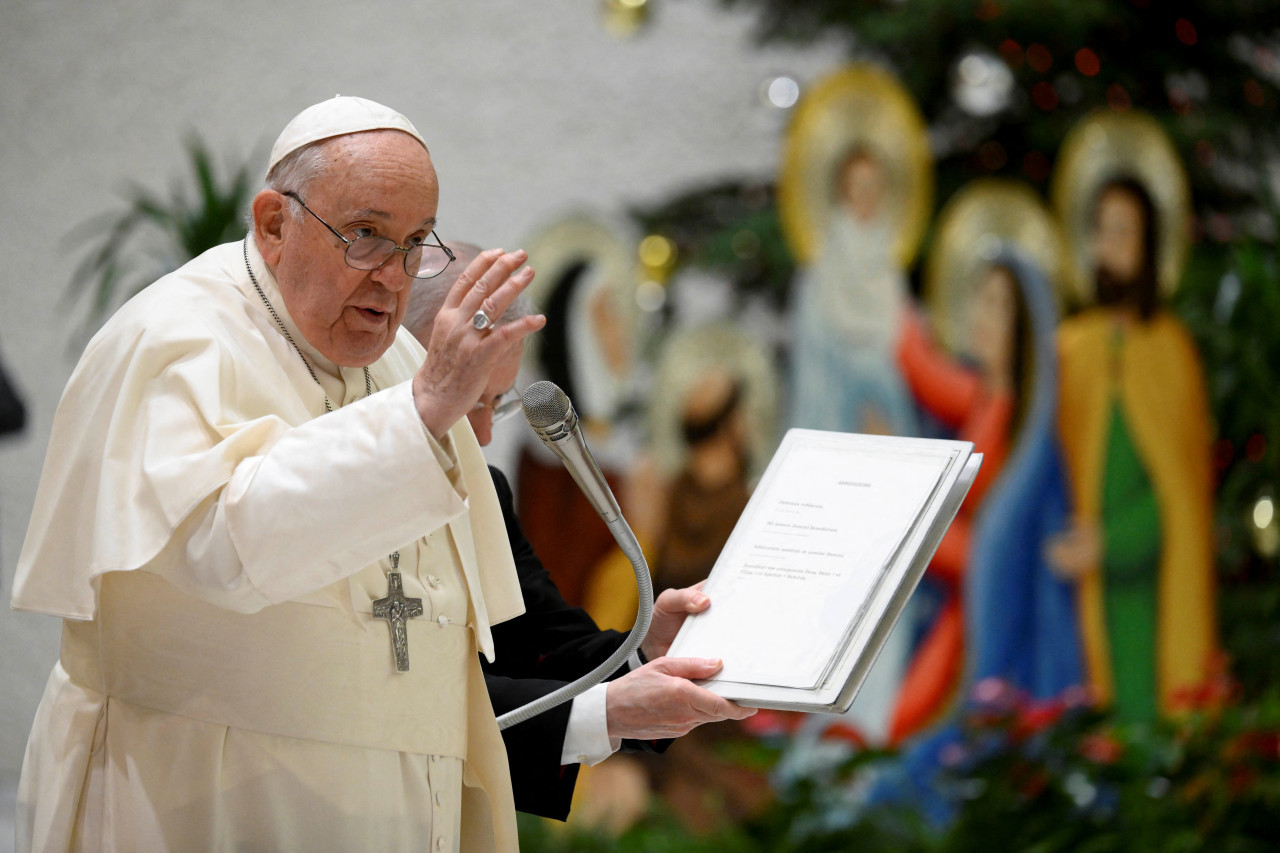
{"left": 12, "top": 97, "right": 550, "bottom": 852}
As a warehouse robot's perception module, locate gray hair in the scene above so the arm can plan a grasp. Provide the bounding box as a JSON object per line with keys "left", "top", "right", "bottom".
{"left": 244, "top": 138, "right": 335, "bottom": 231}
{"left": 403, "top": 242, "right": 536, "bottom": 344}
{"left": 264, "top": 138, "right": 335, "bottom": 220}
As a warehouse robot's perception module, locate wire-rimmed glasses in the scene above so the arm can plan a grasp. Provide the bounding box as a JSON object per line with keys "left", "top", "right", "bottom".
{"left": 283, "top": 191, "right": 454, "bottom": 279}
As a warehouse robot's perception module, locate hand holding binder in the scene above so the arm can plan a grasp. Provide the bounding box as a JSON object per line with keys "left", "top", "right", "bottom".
{"left": 667, "top": 428, "right": 982, "bottom": 713}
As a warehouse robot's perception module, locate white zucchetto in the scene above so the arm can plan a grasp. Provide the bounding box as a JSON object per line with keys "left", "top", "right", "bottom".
{"left": 267, "top": 95, "right": 427, "bottom": 176}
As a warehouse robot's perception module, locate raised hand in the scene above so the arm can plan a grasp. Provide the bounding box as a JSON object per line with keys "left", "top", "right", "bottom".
{"left": 412, "top": 248, "right": 545, "bottom": 438}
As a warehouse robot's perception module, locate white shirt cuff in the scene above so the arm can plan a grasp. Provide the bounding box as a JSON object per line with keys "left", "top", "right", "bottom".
{"left": 561, "top": 683, "right": 619, "bottom": 766}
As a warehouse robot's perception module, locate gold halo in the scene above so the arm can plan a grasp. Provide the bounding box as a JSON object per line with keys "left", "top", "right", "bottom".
{"left": 1050, "top": 109, "right": 1191, "bottom": 304}
{"left": 923, "top": 178, "right": 1066, "bottom": 355}
{"left": 648, "top": 323, "right": 780, "bottom": 482}
{"left": 521, "top": 211, "right": 641, "bottom": 380}
{"left": 778, "top": 63, "right": 934, "bottom": 268}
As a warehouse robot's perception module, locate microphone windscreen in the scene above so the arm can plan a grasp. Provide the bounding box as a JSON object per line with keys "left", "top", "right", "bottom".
{"left": 522, "top": 380, "right": 571, "bottom": 429}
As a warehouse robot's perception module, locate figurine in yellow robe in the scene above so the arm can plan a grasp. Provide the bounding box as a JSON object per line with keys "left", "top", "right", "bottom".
{"left": 1050, "top": 176, "right": 1217, "bottom": 721}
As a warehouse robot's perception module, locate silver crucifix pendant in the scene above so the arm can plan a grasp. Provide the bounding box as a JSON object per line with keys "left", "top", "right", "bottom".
{"left": 372, "top": 557, "right": 423, "bottom": 672}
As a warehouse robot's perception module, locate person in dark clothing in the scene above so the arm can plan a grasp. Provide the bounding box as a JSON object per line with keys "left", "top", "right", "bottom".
{"left": 411, "top": 257, "right": 756, "bottom": 820}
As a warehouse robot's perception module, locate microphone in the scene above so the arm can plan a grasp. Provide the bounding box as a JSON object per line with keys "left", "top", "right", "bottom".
{"left": 522, "top": 380, "right": 622, "bottom": 523}
{"left": 497, "top": 380, "right": 653, "bottom": 731}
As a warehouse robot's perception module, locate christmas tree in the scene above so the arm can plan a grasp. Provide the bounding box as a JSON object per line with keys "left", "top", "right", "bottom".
{"left": 633, "top": 0, "right": 1280, "bottom": 698}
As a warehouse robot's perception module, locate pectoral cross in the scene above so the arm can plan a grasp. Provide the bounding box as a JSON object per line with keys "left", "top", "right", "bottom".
{"left": 372, "top": 552, "right": 423, "bottom": 672}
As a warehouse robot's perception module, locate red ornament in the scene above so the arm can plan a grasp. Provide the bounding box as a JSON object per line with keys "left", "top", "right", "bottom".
{"left": 1176, "top": 18, "right": 1198, "bottom": 46}
{"left": 1027, "top": 43, "right": 1053, "bottom": 73}
{"left": 998, "top": 39, "right": 1024, "bottom": 70}
{"left": 1075, "top": 48, "right": 1101, "bottom": 77}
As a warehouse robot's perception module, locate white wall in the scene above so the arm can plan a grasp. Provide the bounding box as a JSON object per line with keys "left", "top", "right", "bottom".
{"left": 0, "top": 0, "right": 844, "bottom": 787}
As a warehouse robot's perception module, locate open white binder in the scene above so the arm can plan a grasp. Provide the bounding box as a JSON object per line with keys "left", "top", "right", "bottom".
{"left": 666, "top": 428, "right": 982, "bottom": 714}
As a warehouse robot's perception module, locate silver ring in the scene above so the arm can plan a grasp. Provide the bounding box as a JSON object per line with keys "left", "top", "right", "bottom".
{"left": 471, "top": 309, "right": 492, "bottom": 331}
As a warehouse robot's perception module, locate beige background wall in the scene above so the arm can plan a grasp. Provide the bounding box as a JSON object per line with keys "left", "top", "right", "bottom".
{"left": 0, "top": 0, "right": 844, "bottom": 809}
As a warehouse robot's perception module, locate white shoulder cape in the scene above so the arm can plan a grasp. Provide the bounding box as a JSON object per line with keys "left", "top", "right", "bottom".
{"left": 12, "top": 240, "right": 523, "bottom": 654}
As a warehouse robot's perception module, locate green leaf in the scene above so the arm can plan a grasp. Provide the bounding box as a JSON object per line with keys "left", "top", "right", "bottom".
{"left": 65, "top": 135, "right": 253, "bottom": 346}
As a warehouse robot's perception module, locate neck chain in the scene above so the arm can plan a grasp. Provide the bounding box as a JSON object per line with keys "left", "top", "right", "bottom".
{"left": 244, "top": 240, "right": 418, "bottom": 671}
{"left": 243, "top": 238, "right": 370, "bottom": 413}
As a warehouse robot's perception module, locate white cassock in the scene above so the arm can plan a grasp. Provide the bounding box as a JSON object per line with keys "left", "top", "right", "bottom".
{"left": 11, "top": 237, "right": 526, "bottom": 852}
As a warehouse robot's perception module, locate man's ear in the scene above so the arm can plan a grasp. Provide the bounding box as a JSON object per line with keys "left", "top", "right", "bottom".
{"left": 252, "top": 189, "right": 288, "bottom": 266}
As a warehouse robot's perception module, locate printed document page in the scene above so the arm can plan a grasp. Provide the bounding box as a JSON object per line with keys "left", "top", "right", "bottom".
{"left": 671, "top": 432, "right": 952, "bottom": 689}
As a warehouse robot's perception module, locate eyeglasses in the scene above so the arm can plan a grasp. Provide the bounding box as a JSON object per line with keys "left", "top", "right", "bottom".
{"left": 472, "top": 386, "right": 523, "bottom": 424}
{"left": 283, "top": 191, "right": 455, "bottom": 279}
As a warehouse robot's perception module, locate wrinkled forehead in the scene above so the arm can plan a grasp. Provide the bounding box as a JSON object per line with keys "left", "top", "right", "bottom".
{"left": 307, "top": 131, "right": 440, "bottom": 218}
{"left": 318, "top": 130, "right": 435, "bottom": 181}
